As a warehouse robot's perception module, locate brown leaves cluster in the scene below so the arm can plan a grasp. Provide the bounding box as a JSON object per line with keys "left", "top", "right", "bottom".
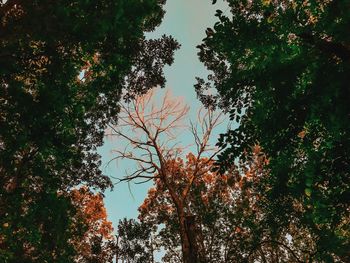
{"left": 70, "top": 187, "right": 113, "bottom": 238}
{"left": 70, "top": 187, "right": 115, "bottom": 262}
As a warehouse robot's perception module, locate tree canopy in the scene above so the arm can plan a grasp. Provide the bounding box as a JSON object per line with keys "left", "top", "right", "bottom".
{"left": 109, "top": 90, "right": 224, "bottom": 263}
{"left": 116, "top": 218, "right": 157, "bottom": 263}
{"left": 1, "top": 0, "right": 349, "bottom": 262}
{"left": 0, "top": 0, "right": 178, "bottom": 261}
{"left": 120, "top": 148, "right": 322, "bottom": 262}
{"left": 70, "top": 187, "right": 115, "bottom": 263}
{"left": 196, "top": 0, "right": 350, "bottom": 261}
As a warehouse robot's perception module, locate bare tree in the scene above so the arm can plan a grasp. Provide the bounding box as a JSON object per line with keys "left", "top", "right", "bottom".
{"left": 107, "top": 89, "right": 224, "bottom": 263}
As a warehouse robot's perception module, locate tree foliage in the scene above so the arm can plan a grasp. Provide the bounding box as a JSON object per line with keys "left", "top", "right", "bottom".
{"left": 123, "top": 147, "right": 322, "bottom": 262}
{"left": 109, "top": 90, "right": 224, "bottom": 263}
{"left": 0, "top": 0, "right": 178, "bottom": 261}
{"left": 70, "top": 187, "right": 115, "bottom": 263}
{"left": 196, "top": 0, "right": 350, "bottom": 261}
{"left": 111, "top": 90, "right": 327, "bottom": 262}
{"left": 116, "top": 218, "right": 157, "bottom": 263}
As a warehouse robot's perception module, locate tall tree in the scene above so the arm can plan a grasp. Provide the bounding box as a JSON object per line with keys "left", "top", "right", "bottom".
{"left": 140, "top": 147, "right": 320, "bottom": 263}
{"left": 0, "top": 0, "right": 179, "bottom": 261}
{"left": 196, "top": 0, "right": 350, "bottom": 261}
{"left": 108, "top": 90, "right": 224, "bottom": 263}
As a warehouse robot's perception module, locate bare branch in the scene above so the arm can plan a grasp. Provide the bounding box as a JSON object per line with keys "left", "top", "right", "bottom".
{"left": 108, "top": 89, "right": 231, "bottom": 263}
{"left": 108, "top": 89, "right": 190, "bottom": 183}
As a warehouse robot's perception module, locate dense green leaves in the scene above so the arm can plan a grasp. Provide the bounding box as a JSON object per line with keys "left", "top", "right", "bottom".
{"left": 2, "top": 0, "right": 349, "bottom": 261}
{"left": 116, "top": 218, "right": 157, "bottom": 263}
{"left": 0, "top": 0, "right": 178, "bottom": 261}
{"left": 197, "top": 0, "right": 350, "bottom": 261}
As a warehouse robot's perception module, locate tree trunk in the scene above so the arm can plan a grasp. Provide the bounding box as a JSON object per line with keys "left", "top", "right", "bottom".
{"left": 178, "top": 209, "right": 206, "bottom": 263}
{"left": 178, "top": 208, "right": 194, "bottom": 263}
{"left": 185, "top": 215, "right": 206, "bottom": 263}
{"left": 169, "top": 186, "right": 205, "bottom": 263}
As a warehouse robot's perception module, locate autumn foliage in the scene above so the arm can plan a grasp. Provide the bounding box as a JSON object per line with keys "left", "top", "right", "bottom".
{"left": 70, "top": 187, "right": 115, "bottom": 262}
{"left": 2, "top": 0, "right": 349, "bottom": 262}
{"left": 137, "top": 148, "right": 270, "bottom": 262}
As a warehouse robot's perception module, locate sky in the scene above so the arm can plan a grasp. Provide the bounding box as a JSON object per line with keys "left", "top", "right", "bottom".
{"left": 99, "top": 0, "right": 229, "bottom": 230}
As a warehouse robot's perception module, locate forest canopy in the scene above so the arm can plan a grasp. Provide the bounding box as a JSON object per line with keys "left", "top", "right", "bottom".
{"left": 0, "top": 0, "right": 178, "bottom": 261}
{"left": 196, "top": 0, "right": 350, "bottom": 261}
{"left": 1, "top": 0, "right": 349, "bottom": 262}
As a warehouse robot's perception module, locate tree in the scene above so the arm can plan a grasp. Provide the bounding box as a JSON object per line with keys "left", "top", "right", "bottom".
{"left": 116, "top": 218, "right": 157, "bottom": 263}
{"left": 0, "top": 0, "right": 179, "bottom": 261}
{"left": 108, "top": 89, "right": 224, "bottom": 263}
{"left": 140, "top": 146, "right": 321, "bottom": 263}
{"left": 196, "top": 0, "right": 350, "bottom": 261}
{"left": 137, "top": 155, "right": 224, "bottom": 263}
{"left": 70, "top": 187, "right": 115, "bottom": 263}
{"left": 0, "top": 187, "right": 115, "bottom": 263}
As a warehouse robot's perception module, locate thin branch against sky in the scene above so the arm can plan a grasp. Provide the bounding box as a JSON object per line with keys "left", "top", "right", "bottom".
{"left": 99, "top": 0, "right": 232, "bottom": 227}
{"left": 108, "top": 88, "right": 225, "bottom": 183}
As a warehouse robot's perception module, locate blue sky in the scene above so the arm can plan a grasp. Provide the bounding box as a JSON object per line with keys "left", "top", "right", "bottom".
{"left": 99, "top": 0, "right": 229, "bottom": 229}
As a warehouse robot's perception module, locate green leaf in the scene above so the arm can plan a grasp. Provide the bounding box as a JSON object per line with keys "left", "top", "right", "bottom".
{"left": 305, "top": 188, "right": 312, "bottom": 197}
{"left": 305, "top": 178, "right": 313, "bottom": 187}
